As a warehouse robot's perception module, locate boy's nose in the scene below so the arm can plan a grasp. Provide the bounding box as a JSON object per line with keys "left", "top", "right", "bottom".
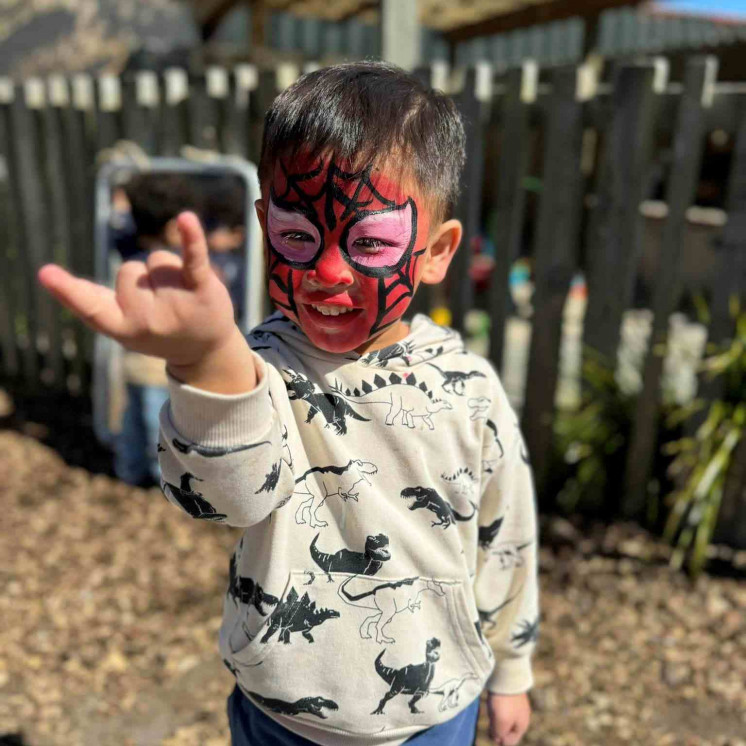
{"left": 305, "top": 245, "right": 354, "bottom": 288}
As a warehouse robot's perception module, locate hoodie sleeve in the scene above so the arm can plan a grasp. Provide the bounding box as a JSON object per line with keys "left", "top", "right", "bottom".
{"left": 474, "top": 385, "right": 540, "bottom": 695}
{"left": 157, "top": 352, "right": 296, "bottom": 527}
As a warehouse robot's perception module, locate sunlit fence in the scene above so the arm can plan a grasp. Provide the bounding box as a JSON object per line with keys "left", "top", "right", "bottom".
{"left": 0, "top": 56, "right": 744, "bottom": 530}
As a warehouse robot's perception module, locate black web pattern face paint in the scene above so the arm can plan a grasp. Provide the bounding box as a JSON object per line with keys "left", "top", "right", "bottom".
{"left": 264, "top": 158, "right": 429, "bottom": 345}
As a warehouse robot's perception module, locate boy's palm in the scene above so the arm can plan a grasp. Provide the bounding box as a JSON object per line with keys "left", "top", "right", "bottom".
{"left": 38, "top": 212, "right": 236, "bottom": 367}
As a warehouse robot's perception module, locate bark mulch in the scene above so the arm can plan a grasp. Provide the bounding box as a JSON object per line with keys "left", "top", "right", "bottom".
{"left": 1, "top": 425, "right": 745, "bottom": 746}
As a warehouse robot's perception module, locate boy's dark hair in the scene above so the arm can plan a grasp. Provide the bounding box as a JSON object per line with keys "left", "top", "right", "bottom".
{"left": 259, "top": 61, "right": 466, "bottom": 221}
{"left": 123, "top": 173, "right": 201, "bottom": 239}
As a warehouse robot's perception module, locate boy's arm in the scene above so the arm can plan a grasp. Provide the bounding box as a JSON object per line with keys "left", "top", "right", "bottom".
{"left": 474, "top": 389, "right": 540, "bottom": 696}
{"left": 158, "top": 352, "right": 296, "bottom": 527}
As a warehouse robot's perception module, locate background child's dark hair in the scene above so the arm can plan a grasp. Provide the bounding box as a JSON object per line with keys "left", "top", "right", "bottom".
{"left": 123, "top": 173, "right": 201, "bottom": 240}
{"left": 259, "top": 61, "right": 466, "bottom": 222}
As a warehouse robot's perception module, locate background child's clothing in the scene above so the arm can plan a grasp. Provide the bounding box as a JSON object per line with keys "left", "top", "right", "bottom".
{"left": 227, "top": 686, "right": 480, "bottom": 745}
{"left": 114, "top": 349, "right": 168, "bottom": 485}
{"left": 158, "top": 312, "right": 539, "bottom": 746}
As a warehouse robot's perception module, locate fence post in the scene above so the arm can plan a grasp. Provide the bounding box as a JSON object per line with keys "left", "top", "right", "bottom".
{"left": 452, "top": 64, "right": 487, "bottom": 332}
{"left": 160, "top": 68, "right": 190, "bottom": 156}
{"left": 95, "top": 74, "right": 123, "bottom": 153}
{"left": 623, "top": 57, "right": 718, "bottom": 519}
{"left": 65, "top": 75, "right": 98, "bottom": 388}
{"left": 520, "top": 65, "right": 587, "bottom": 500}
{"left": 488, "top": 61, "right": 536, "bottom": 372}
{"left": 0, "top": 79, "right": 20, "bottom": 380}
{"left": 583, "top": 62, "right": 659, "bottom": 363}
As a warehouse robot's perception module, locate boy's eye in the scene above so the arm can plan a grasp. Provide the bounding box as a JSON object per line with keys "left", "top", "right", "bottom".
{"left": 281, "top": 231, "right": 315, "bottom": 245}
{"left": 353, "top": 237, "right": 390, "bottom": 253}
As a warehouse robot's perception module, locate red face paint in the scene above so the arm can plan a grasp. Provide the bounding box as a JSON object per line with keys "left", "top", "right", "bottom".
{"left": 263, "top": 157, "right": 431, "bottom": 354}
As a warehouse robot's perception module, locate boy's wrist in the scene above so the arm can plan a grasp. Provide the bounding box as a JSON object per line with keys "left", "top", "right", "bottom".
{"left": 166, "top": 326, "right": 257, "bottom": 394}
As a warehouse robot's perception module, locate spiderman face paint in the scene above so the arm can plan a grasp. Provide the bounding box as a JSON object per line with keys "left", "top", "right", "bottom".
{"left": 263, "top": 157, "right": 431, "bottom": 354}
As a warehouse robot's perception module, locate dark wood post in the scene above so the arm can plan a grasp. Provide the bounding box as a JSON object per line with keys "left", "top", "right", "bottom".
{"left": 520, "top": 65, "right": 586, "bottom": 499}
{"left": 624, "top": 57, "right": 718, "bottom": 519}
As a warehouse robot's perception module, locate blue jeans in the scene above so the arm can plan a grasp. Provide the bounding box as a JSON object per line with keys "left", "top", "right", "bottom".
{"left": 114, "top": 383, "right": 170, "bottom": 486}
{"left": 227, "top": 686, "right": 479, "bottom": 745}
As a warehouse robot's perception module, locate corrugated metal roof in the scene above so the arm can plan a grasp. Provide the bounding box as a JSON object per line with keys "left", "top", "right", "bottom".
{"left": 191, "top": 0, "right": 572, "bottom": 31}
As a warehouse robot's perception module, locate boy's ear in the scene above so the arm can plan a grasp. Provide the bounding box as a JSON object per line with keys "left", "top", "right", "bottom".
{"left": 255, "top": 198, "right": 266, "bottom": 225}
{"left": 419, "top": 219, "right": 462, "bottom": 286}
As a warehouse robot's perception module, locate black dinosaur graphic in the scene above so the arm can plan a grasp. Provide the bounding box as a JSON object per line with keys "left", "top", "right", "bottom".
{"left": 284, "top": 368, "right": 369, "bottom": 435}
{"left": 426, "top": 363, "right": 486, "bottom": 396}
{"left": 478, "top": 517, "right": 504, "bottom": 550}
{"left": 161, "top": 473, "right": 227, "bottom": 521}
{"left": 256, "top": 461, "right": 281, "bottom": 494}
{"left": 360, "top": 340, "right": 416, "bottom": 367}
{"left": 400, "top": 486, "right": 476, "bottom": 528}
{"left": 372, "top": 637, "right": 441, "bottom": 714}
{"left": 248, "top": 691, "right": 339, "bottom": 719}
{"left": 308, "top": 533, "right": 390, "bottom": 583}
{"left": 485, "top": 419, "right": 505, "bottom": 458}
{"left": 511, "top": 615, "right": 540, "bottom": 648}
{"left": 260, "top": 587, "right": 339, "bottom": 644}
{"left": 227, "top": 551, "right": 279, "bottom": 615}
{"left": 172, "top": 438, "right": 270, "bottom": 458}
{"left": 257, "top": 425, "right": 295, "bottom": 495}
{"left": 477, "top": 586, "right": 524, "bottom": 630}
{"left": 331, "top": 372, "right": 452, "bottom": 430}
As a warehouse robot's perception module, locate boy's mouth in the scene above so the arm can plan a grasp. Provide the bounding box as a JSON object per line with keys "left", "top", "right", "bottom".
{"left": 302, "top": 303, "right": 364, "bottom": 327}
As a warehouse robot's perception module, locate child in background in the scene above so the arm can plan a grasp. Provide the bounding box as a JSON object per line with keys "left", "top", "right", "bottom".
{"left": 39, "top": 62, "right": 539, "bottom": 746}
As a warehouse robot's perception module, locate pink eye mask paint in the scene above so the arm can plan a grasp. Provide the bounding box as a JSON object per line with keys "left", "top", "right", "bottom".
{"left": 341, "top": 200, "right": 416, "bottom": 276}
{"left": 267, "top": 200, "right": 322, "bottom": 266}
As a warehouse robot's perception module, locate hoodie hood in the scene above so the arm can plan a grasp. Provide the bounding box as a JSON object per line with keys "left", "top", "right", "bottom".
{"left": 248, "top": 311, "right": 465, "bottom": 371}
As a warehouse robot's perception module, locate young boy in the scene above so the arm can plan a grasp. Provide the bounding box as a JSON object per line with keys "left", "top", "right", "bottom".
{"left": 39, "top": 61, "right": 539, "bottom": 746}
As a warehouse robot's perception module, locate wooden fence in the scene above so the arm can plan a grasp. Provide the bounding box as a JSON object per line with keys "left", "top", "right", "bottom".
{"left": 0, "top": 57, "right": 744, "bottom": 518}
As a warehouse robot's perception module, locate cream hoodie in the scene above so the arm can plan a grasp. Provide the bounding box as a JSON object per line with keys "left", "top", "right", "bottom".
{"left": 158, "top": 312, "right": 539, "bottom": 745}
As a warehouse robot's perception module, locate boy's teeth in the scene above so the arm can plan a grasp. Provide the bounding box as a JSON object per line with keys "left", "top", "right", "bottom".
{"left": 311, "top": 304, "right": 354, "bottom": 316}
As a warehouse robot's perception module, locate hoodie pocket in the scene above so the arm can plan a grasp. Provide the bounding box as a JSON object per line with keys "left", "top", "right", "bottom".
{"left": 223, "top": 572, "right": 296, "bottom": 669}
{"left": 239, "top": 571, "right": 494, "bottom": 738}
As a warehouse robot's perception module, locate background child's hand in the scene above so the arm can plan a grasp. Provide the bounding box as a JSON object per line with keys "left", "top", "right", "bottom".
{"left": 39, "top": 211, "right": 256, "bottom": 393}
{"left": 487, "top": 691, "right": 531, "bottom": 746}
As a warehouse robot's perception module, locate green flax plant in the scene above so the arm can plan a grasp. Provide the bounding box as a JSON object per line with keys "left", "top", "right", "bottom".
{"left": 663, "top": 302, "right": 746, "bottom": 577}
{"left": 552, "top": 348, "right": 635, "bottom": 519}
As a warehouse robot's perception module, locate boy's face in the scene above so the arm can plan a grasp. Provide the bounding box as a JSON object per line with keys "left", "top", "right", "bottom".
{"left": 259, "top": 155, "right": 434, "bottom": 354}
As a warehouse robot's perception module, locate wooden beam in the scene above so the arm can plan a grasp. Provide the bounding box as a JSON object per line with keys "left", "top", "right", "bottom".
{"left": 200, "top": 0, "right": 240, "bottom": 41}
{"left": 444, "top": 0, "right": 645, "bottom": 44}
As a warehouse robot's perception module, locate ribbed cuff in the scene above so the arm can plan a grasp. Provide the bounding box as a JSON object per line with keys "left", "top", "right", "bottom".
{"left": 165, "top": 352, "right": 273, "bottom": 448}
{"left": 486, "top": 656, "right": 534, "bottom": 695}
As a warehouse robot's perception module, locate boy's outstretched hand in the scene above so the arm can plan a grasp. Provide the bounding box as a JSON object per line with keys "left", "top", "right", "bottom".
{"left": 487, "top": 692, "right": 531, "bottom": 745}
{"left": 38, "top": 211, "right": 257, "bottom": 394}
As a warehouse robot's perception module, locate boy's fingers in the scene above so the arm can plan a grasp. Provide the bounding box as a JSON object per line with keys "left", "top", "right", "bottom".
{"left": 38, "top": 264, "right": 131, "bottom": 338}
{"left": 176, "top": 211, "right": 211, "bottom": 289}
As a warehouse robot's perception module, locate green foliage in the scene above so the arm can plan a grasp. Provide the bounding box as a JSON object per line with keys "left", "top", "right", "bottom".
{"left": 552, "top": 348, "right": 634, "bottom": 517}
{"left": 663, "top": 301, "right": 746, "bottom": 578}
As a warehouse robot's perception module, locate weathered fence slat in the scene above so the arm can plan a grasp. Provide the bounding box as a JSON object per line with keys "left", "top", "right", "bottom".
{"left": 67, "top": 76, "right": 97, "bottom": 391}
{"left": 94, "top": 75, "right": 123, "bottom": 153}
{"left": 0, "top": 81, "right": 20, "bottom": 379}
{"left": 583, "top": 62, "right": 659, "bottom": 363}
{"left": 488, "top": 62, "right": 536, "bottom": 372}
{"left": 520, "top": 66, "right": 586, "bottom": 497}
{"left": 159, "top": 69, "right": 190, "bottom": 156}
{"left": 4, "top": 86, "right": 49, "bottom": 385}
{"left": 33, "top": 82, "right": 68, "bottom": 387}
{"left": 624, "top": 57, "right": 718, "bottom": 519}
{"left": 453, "top": 65, "right": 485, "bottom": 331}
